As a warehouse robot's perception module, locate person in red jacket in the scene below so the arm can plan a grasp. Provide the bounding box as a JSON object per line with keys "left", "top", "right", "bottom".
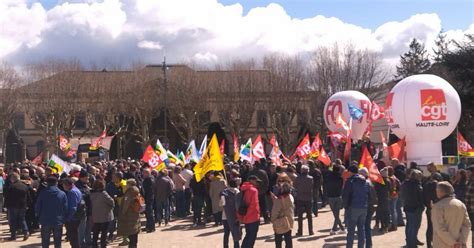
{"left": 239, "top": 175, "right": 261, "bottom": 248}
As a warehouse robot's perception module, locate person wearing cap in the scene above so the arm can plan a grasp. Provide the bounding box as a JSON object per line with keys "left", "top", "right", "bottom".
{"left": 63, "top": 177, "right": 84, "bottom": 248}
{"left": 463, "top": 165, "right": 474, "bottom": 245}
{"left": 294, "top": 165, "right": 314, "bottom": 236}
{"left": 432, "top": 181, "right": 471, "bottom": 248}
{"left": 342, "top": 165, "right": 370, "bottom": 248}
{"left": 238, "top": 174, "right": 261, "bottom": 248}
{"left": 36, "top": 176, "right": 68, "bottom": 248}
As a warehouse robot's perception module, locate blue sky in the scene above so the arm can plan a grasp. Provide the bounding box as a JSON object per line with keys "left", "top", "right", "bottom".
{"left": 38, "top": 0, "right": 474, "bottom": 30}
{"left": 219, "top": 0, "right": 473, "bottom": 30}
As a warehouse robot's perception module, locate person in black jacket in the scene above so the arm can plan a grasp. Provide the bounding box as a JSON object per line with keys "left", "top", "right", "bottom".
{"left": 392, "top": 158, "right": 406, "bottom": 227}
{"left": 422, "top": 173, "right": 442, "bottom": 248}
{"left": 142, "top": 168, "right": 155, "bottom": 232}
{"left": 4, "top": 172, "right": 31, "bottom": 241}
{"left": 374, "top": 168, "right": 391, "bottom": 233}
{"left": 401, "top": 170, "right": 425, "bottom": 248}
{"left": 248, "top": 160, "right": 270, "bottom": 223}
{"left": 76, "top": 169, "right": 92, "bottom": 247}
{"left": 325, "top": 163, "right": 344, "bottom": 235}
{"left": 294, "top": 165, "right": 314, "bottom": 236}
{"left": 190, "top": 175, "right": 207, "bottom": 227}
{"left": 309, "top": 160, "right": 323, "bottom": 217}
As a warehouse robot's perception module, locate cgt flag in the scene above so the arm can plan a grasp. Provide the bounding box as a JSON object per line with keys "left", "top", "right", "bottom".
{"left": 388, "top": 137, "right": 406, "bottom": 161}
{"left": 142, "top": 145, "right": 165, "bottom": 171}
{"left": 318, "top": 146, "right": 331, "bottom": 166}
{"left": 269, "top": 134, "right": 282, "bottom": 167}
{"left": 359, "top": 146, "right": 384, "bottom": 184}
{"left": 458, "top": 132, "right": 474, "bottom": 157}
{"left": 309, "top": 133, "right": 322, "bottom": 158}
{"left": 90, "top": 130, "right": 107, "bottom": 150}
{"left": 252, "top": 135, "right": 266, "bottom": 160}
{"left": 193, "top": 134, "right": 224, "bottom": 182}
{"left": 295, "top": 134, "right": 311, "bottom": 159}
{"left": 59, "top": 135, "right": 71, "bottom": 151}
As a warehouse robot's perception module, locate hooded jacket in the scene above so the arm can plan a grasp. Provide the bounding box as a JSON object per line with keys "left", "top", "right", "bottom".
{"left": 342, "top": 174, "right": 370, "bottom": 209}
{"left": 238, "top": 182, "right": 260, "bottom": 224}
{"left": 36, "top": 185, "right": 68, "bottom": 226}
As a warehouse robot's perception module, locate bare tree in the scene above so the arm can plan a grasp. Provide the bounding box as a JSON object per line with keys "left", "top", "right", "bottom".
{"left": 0, "top": 62, "right": 21, "bottom": 162}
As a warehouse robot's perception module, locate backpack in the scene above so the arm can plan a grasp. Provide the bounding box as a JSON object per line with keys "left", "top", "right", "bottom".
{"left": 131, "top": 194, "right": 145, "bottom": 213}
{"left": 235, "top": 190, "right": 248, "bottom": 216}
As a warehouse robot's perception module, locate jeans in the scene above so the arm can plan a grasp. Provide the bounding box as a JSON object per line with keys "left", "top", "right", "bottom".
{"left": 405, "top": 209, "right": 423, "bottom": 248}
{"left": 346, "top": 207, "right": 367, "bottom": 248}
{"left": 175, "top": 190, "right": 186, "bottom": 218}
{"left": 145, "top": 200, "right": 155, "bottom": 230}
{"left": 242, "top": 221, "right": 259, "bottom": 248}
{"left": 193, "top": 195, "right": 205, "bottom": 224}
{"left": 312, "top": 189, "right": 320, "bottom": 216}
{"left": 92, "top": 222, "right": 109, "bottom": 248}
{"left": 396, "top": 197, "right": 405, "bottom": 225}
{"left": 128, "top": 233, "right": 138, "bottom": 248}
{"left": 296, "top": 200, "right": 313, "bottom": 234}
{"left": 78, "top": 217, "right": 87, "bottom": 247}
{"left": 275, "top": 230, "right": 292, "bottom": 248}
{"left": 426, "top": 208, "right": 433, "bottom": 248}
{"left": 223, "top": 220, "right": 240, "bottom": 248}
{"left": 7, "top": 207, "right": 28, "bottom": 238}
{"left": 328, "top": 197, "right": 344, "bottom": 231}
{"left": 41, "top": 225, "right": 62, "bottom": 248}
{"left": 66, "top": 220, "right": 81, "bottom": 248}
{"left": 155, "top": 198, "right": 170, "bottom": 224}
{"left": 184, "top": 188, "right": 192, "bottom": 215}
{"left": 259, "top": 194, "right": 269, "bottom": 221}
{"left": 389, "top": 196, "right": 398, "bottom": 226}
{"left": 365, "top": 207, "right": 375, "bottom": 248}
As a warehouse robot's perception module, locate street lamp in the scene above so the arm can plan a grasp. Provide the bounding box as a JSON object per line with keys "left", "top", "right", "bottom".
{"left": 162, "top": 56, "right": 168, "bottom": 140}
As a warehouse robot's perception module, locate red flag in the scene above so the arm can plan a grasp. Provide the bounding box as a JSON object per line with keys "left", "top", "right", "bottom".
{"left": 343, "top": 119, "right": 352, "bottom": 162}
{"left": 458, "top": 132, "right": 474, "bottom": 157}
{"left": 336, "top": 113, "right": 350, "bottom": 133}
{"left": 31, "top": 152, "right": 43, "bottom": 165}
{"left": 142, "top": 145, "right": 165, "bottom": 171}
{"left": 269, "top": 134, "right": 283, "bottom": 166}
{"left": 233, "top": 134, "right": 239, "bottom": 162}
{"left": 318, "top": 146, "right": 331, "bottom": 166}
{"left": 310, "top": 133, "right": 322, "bottom": 158}
{"left": 370, "top": 101, "right": 385, "bottom": 121}
{"left": 90, "top": 130, "right": 107, "bottom": 150}
{"left": 328, "top": 131, "right": 344, "bottom": 150}
{"left": 295, "top": 134, "right": 311, "bottom": 159}
{"left": 252, "top": 135, "right": 266, "bottom": 160}
{"left": 220, "top": 139, "right": 225, "bottom": 155}
{"left": 388, "top": 137, "right": 406, "bottom": 161}
{"left": 359, "top": 146, "right": 384, "bottom": 184}
{"left": 67, "top": 149, "right": 77, "bottom": 158}
{"left": 59, "top": 135, "right": 71, "bottom": 151}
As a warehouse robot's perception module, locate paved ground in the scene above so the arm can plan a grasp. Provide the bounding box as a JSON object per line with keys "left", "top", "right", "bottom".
{"left": 0, "top": 207, "right": 471, "bottom": 248}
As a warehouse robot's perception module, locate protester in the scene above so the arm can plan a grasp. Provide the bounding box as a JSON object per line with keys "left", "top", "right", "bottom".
{"left": 432, "top": 181, "right": 471, "bottom": 248}
{"left": 76, "top": 169, "right": 92, "bottom": 247}
{"left": 209, "top": 171, "right": 227, "bottom": 226}
{"left": 248, "top": 161, "right": 270, "bottom": 223}
{"left": 181, "top": 164, "right": 194, "bottom": 216}
{"left": 4, "top": 172, "right": 31, "bottom": 241}
{"left": 393, "top": 158, "right": 406, "bottom": 227}
{"left": 36, "top": 176, "right": 68, "bottom": 248}
{"left": 153, "top": 169, "right": 174, "bottom": 226}
{"left": 374, "top": 168, "right": 391, "bottom": 233}
{"left": 105, "top": 171, "right": 126, "bottom": 241}
{"left": 453, "top": 169, "right": 468, "bottom": 202}
{"left": 141, "top": 168, "right": 155, "bottom": 232}
{"left": 464, "top": 165, "right": 474, "bottom": 245}
{"left": 220, "top": 178, "right": 241, "bottom": 248}
{"left": 190, "top": 174, "right": 206, "bottom": 227}
{"left": 271, "top": 181, "right": 294, "bottom": 248}
{"left": 401, "top": 170, "right": 425, "bottom": 248}
{"left": 325, "top": 163, "right": 345, "bottom": 235}
{"left": 90, "top": 179, "right": 114, "bottom": 248}
{"left": 358, "top": 167, "right": 378, "bottom": 248}
{"left": 342, "top": 165, "right": 370, "bottom": 248}
{"left": 117, "top": 179, "right": 141, "bottom": 248}
{"left": 423, "top": 173, "right": 442, "bottom": 248}
{"left": 294, "top": 165, "right": 314, "bottom": 236}
{"left": 173, "top": 166, "right": 187, "bottom": 218}
{"left": 308, "top": 160, "right": 322, "bottom": 217}
{"left": 63, "top": 177, "right": 84, "bottom": 248}
{"left": 387, "top": 166, "right": 401, "bottom": 231}
{"left": 238, "top": 175, "right": 261, "bottom": 248}
{"left": 0, "top": 166, "right": 4, "bottom": 212}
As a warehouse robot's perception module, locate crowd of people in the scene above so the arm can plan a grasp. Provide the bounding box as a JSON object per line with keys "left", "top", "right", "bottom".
{"left": 0, "top": 155, "right": 473, "bottom": 248}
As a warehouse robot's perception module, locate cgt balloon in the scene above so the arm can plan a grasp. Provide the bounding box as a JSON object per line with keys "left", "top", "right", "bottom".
{"left": 323, "top": 90, "right": 371, "bottom": 140}
{"left": 385, "top": 74, "right": 461, "bottom": 165}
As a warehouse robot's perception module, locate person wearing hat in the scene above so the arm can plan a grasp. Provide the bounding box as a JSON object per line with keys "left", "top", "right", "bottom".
{"left": 36, "top": 176, "right": 68, "bottom": 248}
{"left": 342, "top": 165, "right": 371, "bottom": 248}
{"left": 238, "top": 175, "right": 261, "bottom": 248}
{"left": 431, "top": 181, "right": 470, "bottom": 248}
{"left": 463, "top": 165, "right": 474, "bottom": 245}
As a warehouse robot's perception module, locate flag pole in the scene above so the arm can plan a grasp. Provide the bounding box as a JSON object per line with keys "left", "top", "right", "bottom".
{"left": 456, "top": 126, "right": 460, "bottom": 164}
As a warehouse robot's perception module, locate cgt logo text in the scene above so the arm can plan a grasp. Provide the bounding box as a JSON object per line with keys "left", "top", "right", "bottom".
{"left": 420, "top": 89, "right": 447, "bottom": 121}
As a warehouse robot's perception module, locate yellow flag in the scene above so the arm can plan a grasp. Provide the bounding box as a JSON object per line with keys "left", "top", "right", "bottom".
{"left": 193, "top": 134, "right": 224, "bottom": 182}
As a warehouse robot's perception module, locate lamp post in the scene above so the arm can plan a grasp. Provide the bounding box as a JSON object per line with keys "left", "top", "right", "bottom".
{"left": 162, "top": 56, "right": 168, "bottom": 139}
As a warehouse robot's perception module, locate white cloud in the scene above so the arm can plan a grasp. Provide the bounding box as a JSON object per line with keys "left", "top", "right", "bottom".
{"left": 0, "top": 0, "right": 472, "bottom": 67}
{"left": 137, "top": 40, "right": 163, "bottom": 50}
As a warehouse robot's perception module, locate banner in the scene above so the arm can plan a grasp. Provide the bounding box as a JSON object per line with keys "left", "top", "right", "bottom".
{"left": 309, "top": 133, "right": 322, "bottom": 158}
{"left": 295, "top": 134, "right": 311, "bottom": 159}
{"left": 48, "top": 154, "right": 71, "bottom": 174}
{"left": 359, "top": 146, "right": 384, "bottom": 184}
{"left": 252, "top": 135, "right": 266, "bottom": 160}
{"left": 59, "top": 135, "right": 71, "bottom": 151}
{"left": 90, "top": 130, "right": 107, "bottom": 150}
{"left": 193, "top": 134, "right": 224, "bottom": 182}
{"left": 458, "top": 132, "right": 474, "bottom": 157}
{"left": 142, "top": 145, "right": 165, "bottom": 171}
{"left": 269, "top": 134, "right": 282, "bottom": 167}
{"left": 318, "top": 146, "right": 331, "bottom": 166}
{"left": 239, "top": 138, "right": 252, "bottom": 162}
{"left": 388, "top": 137, "right": 406, "bottom": 161}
